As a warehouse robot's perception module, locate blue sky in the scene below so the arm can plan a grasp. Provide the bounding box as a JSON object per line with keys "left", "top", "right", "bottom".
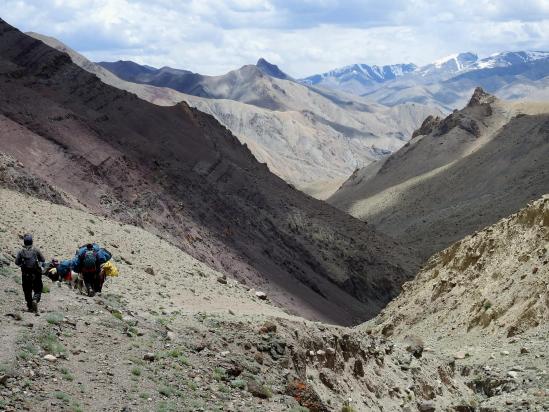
{"left": 3, "top": 0, "right": 549, "bottom": 77}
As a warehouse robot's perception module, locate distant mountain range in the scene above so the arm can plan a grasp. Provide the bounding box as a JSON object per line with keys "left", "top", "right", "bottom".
{"left": 300, "top": 63, "right": 417, "bottom": 94}
{"left": 299, "top": 51, "right": 549, "bottom": 111}
{"left": 91, "top": 55, "right": 439, "bottom": 196}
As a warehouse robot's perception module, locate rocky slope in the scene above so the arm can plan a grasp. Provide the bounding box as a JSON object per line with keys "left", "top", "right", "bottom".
{"left": 32, "top": 33, "right": 440, "bottom": 192}
{"left": 0, "top": 187, "right": 498, "bottom": 412}
{"left": 96, "top": 54, "right": 440, "bottom": 190}
{"left": 1, "top": 19, "right": 420, "bottom": 325}
{"left": 364, "top": 196, "right": 549, "bottom": 411}
{"left": 329, "top": 88, "right": 549, "bottom": 260}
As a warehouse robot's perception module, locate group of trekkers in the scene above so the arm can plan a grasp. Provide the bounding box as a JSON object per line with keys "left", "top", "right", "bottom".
{"left": 14, "top": 234, "right": 118, "bottom": 314}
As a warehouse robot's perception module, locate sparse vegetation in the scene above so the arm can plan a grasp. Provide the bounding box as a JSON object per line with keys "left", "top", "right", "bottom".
{"left": 158, "top": 384, "right": 180, "bottom": 397}
{"left": 54, "top": 391, "right": 70, "bottom": 402}
{"left": 341, "top": 401, "right": 357, "bottom": 412}
{"left": 61, "top": 367, "right": 74, "bottom": 381}
{"left": 213, "top": 367, "right": 227, "bottom": 382}
{"left": 38, "top": 330, "right": 65, "bottom": 354}
{"left": 111, "top": 310, "right": 123, "bottom": 320}
{"left": 46, "top": 312, "right": 64, "bottom": 325}
{"left": 230, "top": 379, "right": 246, "bottom": 389}
{"left": 131, "top": 367, "right": 142, "bottom": 376}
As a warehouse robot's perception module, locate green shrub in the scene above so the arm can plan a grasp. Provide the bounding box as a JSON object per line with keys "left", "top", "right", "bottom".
{"left": 46, "top": 312, "right": 64, "bottom": 325}
{"left": 230, "top": 379, "right": 246, "bottom": 389}
{"left": 60, "top": 367, "right": 74, "bottom": 381}
{"left": 213, "top": 367, "right": 227, "bottom": 382}
{"left": 38, "top": 331, "right": 65, "bottom": 354}
{"left": 54, "top": 391, "right": 70, "bottom": 402}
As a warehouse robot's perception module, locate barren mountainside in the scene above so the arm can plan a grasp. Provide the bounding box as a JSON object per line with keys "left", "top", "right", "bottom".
{"left": 329, "top": 88, "right": 549, "bottom": 260}
{"left": 0, "top": 187, "right": 493, "bottom": 412}
{"left": 32, "top": 32, "right": 440, "bottom": 193}
{"left": 0, "top": 19, "right": 419, "bottom": 325}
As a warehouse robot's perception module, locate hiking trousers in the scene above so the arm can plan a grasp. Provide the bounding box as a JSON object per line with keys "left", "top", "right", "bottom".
{"left": 83, "top": 270, "right": 103, "bottom": 294}
{"left": 21, "top": 269, "right": 42, "bottom": 309}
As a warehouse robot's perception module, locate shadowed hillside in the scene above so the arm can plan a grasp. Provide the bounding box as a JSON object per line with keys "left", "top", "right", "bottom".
{"left": 0, "top": 19, "right": 418, "bottom": 325}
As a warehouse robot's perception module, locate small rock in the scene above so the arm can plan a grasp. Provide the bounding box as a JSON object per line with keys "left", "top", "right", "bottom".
{"left": 144, "top": 267, "right": 155, "bottom": 276}
{"left": 43, "top": 354, "right": 57, "bottom": 362}
{"left": 520, "top": 347, "right": 529, "bottom": 354}
{"left": 166, "top": 331, "right": 176, "bottom": 341}
{"left": 255, "top": 291, "right": 267, "bottom": 300}
{"left": 326, "top": 347, "right": 336, "bottom": 355}
{"left": 259, "top": 321, "right": 277, "bottom": 334}
{"left": 507, "top": 371, "right": 519, "bottom": 379}
{"left": 143, "top": 353, "right": 156, "bottom": 362}
{"left": 247, "top": 380, "right": 271, "bottom": 399}
{"left": 404, "top": 335, "right": 424, "bottom": 359}
{"left": 5, "top": 313, "right": 22, "bottom": 321}
{"left": 220, "top": 351, "right": 230, "bottom": 357}
{"left": 254, "top": 352, "right": 264, "bottom": 365}
{"left": 500, "top": 350, "right": 510, "bottom": 356}
{"left": 417, "top": 400, "right": 436, "bottom": 412}
{"left": 316, "top": 350, "right": 326, "bottom": 356}
{"left": 217, "top": 276, "right": 227, "bottom": 285}
{"left": 0, "top": 375, "right": 8, "bottom": 386}
{"left": 454, "top": 351, "right": 467, "bottom": 360}
{"left": 353, "top": 359, "right": 364, "bottom": 378}
{"left": 319, "top": 369, "right": 337, "bottom": 390}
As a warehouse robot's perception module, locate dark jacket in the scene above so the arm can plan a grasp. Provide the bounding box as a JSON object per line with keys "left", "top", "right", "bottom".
{"left": 15, "top": 245, "right": 45, "bottom": 271}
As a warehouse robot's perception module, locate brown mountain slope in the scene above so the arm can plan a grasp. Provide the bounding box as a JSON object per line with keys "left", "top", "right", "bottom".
{"left": 329, "top": 88, "right": 549, "bottom": 260}
{"left": 28, "top": 32, "right": 441, "bottom": 192}
{"left": 0, "top": 19, "right": 418, "bottom": 325}
{"left": 362, "top": 196, "right": 549, "bottom": 412}
{"left": 369, "top": 195, "right": 549, "bottom": 339}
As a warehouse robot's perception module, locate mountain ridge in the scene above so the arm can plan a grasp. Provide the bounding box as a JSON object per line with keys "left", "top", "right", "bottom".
{"left": 2, "top": 18, "right": 418, "bottom": 325}
{"left": 328, "top": 88, "right": 549, "bottom": 260}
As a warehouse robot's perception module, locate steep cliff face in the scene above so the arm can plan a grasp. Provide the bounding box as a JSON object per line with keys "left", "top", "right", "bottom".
{"left": 0, "top": 19, "right": 417, "bottom": 325}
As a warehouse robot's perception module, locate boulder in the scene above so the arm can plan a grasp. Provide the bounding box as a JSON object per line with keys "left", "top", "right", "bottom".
{"left": 259, "top": 321, "right": 277, "bottom": 334}
{"left": 143, "top": 353, "right": 156, "bottom": 362}
{"left": 418, "top": 400, "right": 436, "bottom": 412}
{"left": 404, "top": 335, "right": 424, "bottom": 359}
{"left": 247, "top": 380, "right": 271, "bottom": 399}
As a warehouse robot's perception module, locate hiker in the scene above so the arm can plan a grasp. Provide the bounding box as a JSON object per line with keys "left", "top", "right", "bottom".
{"left": 74, "top": 243, "right": 112, "bottom": 296}
{"left": 14, "top": 234, "right": 45, "bottom": 313}
{"left": 45, "top": 259, "right": 73, "bottom": 285}
{"left": 76, "top": 243, "right": 101, "bottom": 296}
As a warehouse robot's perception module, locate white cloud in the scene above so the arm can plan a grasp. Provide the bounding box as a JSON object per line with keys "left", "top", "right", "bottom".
{"left": 2, "top": 0, "right": 549, "bottom": 77}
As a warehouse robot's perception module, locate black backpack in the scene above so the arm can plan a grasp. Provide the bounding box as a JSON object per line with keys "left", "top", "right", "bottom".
{"left": 20, "top": 248, "right": 39, "bottom": 270}
{"left": 81, "top": 249, "right": 98, "bottom": 273}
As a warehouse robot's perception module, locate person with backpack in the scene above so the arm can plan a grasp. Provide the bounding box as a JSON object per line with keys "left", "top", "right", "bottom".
{"left": 77, "top": 243, "right": 100, "bottom": 297}
{"left": 73, "top": 243, "right": 113, "bottom": 296}
{"left": 15, "top": 234, "right": 45, "bottom": 313}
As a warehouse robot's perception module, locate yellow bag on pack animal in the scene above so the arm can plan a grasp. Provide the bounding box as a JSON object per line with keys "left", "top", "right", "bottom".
{"left": 101, "top": 260, "right": 119, "bottom": 277}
